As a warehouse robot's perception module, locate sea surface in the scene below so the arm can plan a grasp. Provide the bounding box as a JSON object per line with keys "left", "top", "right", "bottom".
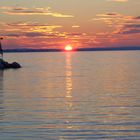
{"left": 0, "top": 51, "right": 140, "bottom": 140}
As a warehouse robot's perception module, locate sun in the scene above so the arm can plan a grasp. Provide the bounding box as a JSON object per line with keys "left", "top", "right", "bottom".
{"left": 64, "top": 45, "right": 73, "bottom": 51}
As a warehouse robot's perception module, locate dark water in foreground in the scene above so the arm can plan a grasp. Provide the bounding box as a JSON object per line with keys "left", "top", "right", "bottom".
{"left": 0, "top": 51, "right": 140, "bottom": 140}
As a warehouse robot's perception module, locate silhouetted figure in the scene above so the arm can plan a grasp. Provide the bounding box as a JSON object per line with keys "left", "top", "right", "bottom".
{"left": 0, "top": 37, "right": 21, "bottom": 69}
{"left": 0, "top": 38, "right": 3, "bottom": 59}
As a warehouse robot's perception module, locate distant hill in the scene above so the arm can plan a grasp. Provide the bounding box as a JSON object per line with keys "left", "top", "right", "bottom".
{"left": 76, "top": 46, "right": 140, "bottom": 51}
{"left": 4, "top": 46, "right": 140, "bottom": 53}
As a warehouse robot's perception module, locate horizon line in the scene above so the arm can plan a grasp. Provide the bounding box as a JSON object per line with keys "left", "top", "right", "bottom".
{"left": 3, "top": 46, "right": 140, "bottom": 53}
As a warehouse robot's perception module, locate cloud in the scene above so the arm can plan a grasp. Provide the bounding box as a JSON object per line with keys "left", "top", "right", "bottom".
{"left": 93, "top": 13, "right": 140, "bottom": 34}
{"left": 0, "top": 22, "right": 64, "bottom": 40}
{"left": 93, "top": 13, "right": 133, "bottom": 25}
{"left": 107, "top": 0, "right": 128, "bottom": 2}
{"left": 125, "top": 24, "right": 140, "bottom": 28}
{"left": 135, "top": 16, "right": 140, "bottom": 19}
{"left": 24, "top": 32, "right": 47, "bottom": 37}
{"left": 66, "top": 32, "right": 85, "bottom": 36}
{"left": 1, "top": 6, "right": 74, "bottom": 18}
{"left": 72, "top": 25, "right": 80, "bottom": 28}
{"left": 120, "top": 29, "right": 140, "bottom": 34}
{"left": 5, "top": 22, "right": 62, "bottom": 32}
{"left": 4, "top": 33, "right": 20, "bottom": 37}
{"left": 118, "top": 23, "right": 140, "bottom": 34}
{"left": 90, "top": 12, "right": 140, "bottom": 47}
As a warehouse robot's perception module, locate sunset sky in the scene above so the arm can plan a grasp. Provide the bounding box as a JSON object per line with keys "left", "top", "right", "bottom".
{"left": 0, "top": 0, "right": 140, "bottom": 49}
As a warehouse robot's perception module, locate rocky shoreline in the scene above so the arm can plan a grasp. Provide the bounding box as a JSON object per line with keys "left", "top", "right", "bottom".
{"left": 0, "top": 59, "right": 21, "bottom": 69}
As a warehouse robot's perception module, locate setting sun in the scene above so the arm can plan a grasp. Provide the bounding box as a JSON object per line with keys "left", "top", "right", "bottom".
{"left": 65, "top": 45, "right": 73, "bottom": 51}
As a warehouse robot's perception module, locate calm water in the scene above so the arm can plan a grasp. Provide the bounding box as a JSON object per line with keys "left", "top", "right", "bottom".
{"left": 0, "top": 51, "right": 140, "bottom": 140}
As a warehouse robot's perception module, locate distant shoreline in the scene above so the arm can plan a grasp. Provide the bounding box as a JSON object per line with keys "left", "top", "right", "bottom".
{"left": 3, "top": 46, "right": 140, "bottom": 53}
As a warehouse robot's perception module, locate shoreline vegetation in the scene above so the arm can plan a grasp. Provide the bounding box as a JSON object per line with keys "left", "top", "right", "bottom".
{"left": 4, "top": 46, "right": 140, "bottom": 53}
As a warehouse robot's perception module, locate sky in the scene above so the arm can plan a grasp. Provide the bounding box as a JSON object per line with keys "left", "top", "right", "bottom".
{"left": 0, "top": 0, "right": 140, "bottom": 49}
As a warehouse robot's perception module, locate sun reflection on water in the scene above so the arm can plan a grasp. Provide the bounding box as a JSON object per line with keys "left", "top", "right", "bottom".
{"left": 64, "top": 52, "right": 74, "bottom": 130}
{"left": 65, "top": 53, "right": 73, "bottom": 99}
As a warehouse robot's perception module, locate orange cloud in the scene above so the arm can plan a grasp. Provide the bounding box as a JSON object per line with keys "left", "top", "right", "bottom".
{"left": 1, "top": 6, "right": 74, "bottom": 18}
{"left": 5, "top": 22, "right": 62, "bottom": 32}
{"left": 90, "top": 12, "right": 140, "bottom": 48}
{"left": 1, "top": 11, "right": 139, "bottom": 50}
{"left": 72, "top": 25, "right": 80, "bottom": 28}
{"left": 93, "top": 13, "right": 140, "bottom": 34}
{"left": 107, "top": 0, "right": 128, "bottom": 2}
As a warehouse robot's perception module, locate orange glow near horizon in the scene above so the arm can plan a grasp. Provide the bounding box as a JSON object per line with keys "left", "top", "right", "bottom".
{"left": 65, "top": 45, "right": 73, "bottom": 51}
{"left": 0, "top": 1, "right": 140, "bottom": 49}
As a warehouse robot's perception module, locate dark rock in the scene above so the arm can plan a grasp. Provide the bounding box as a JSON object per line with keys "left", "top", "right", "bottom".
{"left": 11, "top": 62, "right": 21, "bottom": 68}
{"left": 0, "top": 59, "right": 21, "bottom": 69}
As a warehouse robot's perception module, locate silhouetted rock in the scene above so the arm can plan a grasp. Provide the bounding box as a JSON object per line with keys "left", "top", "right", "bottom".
{"left": 11, "top": 62, "right": 21, "bottom": 68}
{"left": 0, "top": 59, "right": 21, "bottom": 69}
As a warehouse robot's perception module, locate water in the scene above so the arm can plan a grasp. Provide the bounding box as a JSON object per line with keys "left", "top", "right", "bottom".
{"left": 0, "top": 51, "right": 140, "bottom": 140}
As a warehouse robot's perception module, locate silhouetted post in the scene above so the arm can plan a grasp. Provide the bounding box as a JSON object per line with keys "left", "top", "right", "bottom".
{"left": 0, "top": 37, "right": 3, "bottom": 59}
